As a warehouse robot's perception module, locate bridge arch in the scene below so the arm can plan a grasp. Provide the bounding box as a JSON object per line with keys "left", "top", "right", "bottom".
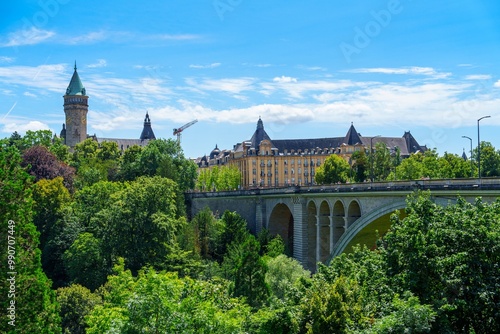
{"left": 268, "top": 202, "right": 294, "bottom": 256}
{"left": 332, "top": 200, "right": 346, "bottom": 246}
{"left": 328, "top": 199, "right": 407, "bottom": 262}
{"left": 346, "top": 199, "right": 362, "bottom": 228}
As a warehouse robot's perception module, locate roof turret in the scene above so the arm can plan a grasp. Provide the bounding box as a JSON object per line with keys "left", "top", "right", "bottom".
{"left": 249, "top": 117, "right": 274, "bottom": 151}
{"left": 65, "top": 62, "right": 86, "bottom": 96}
{"left": 140, "top": 112, "right": 156, "bottom": 140}
{"left": 343, "top": 122, "right": 362, "bottom": 145}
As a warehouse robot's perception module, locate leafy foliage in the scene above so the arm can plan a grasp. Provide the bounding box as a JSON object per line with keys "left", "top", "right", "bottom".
{"left": 22, "top": 145, "right": 75, "bottom": 190}
{"left": 383, "top": 191, "right": 500, "bottom": 333}
{"left": 57, "top": 284, "right": 102, "bottom": 334}
{"left": 86, "top": 261, "right": 251, "bottom": 333}
{"left": 196, "top": 165, "right": 242, "bottom": 191}
{"left": 0, "top": 141, "right": 61, "bottom": 333}
{"left": 315, "top": 154, "right": 350, "bottom": 184}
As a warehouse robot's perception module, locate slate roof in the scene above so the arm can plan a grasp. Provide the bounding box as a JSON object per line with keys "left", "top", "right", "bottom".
{"left": 140, "top": 112, "right": 156, "bottom": 140}
{"left": 249, "top": 117, "right": 274, "bottom": 150}
{"left": 95, "top": 137, "right": 150, "bottom": 150}
{"left": 343, "top": 123, "right": 363, "bottom": 146}
{"left": 198, "top": 119, "right": 427, "bottom": 166}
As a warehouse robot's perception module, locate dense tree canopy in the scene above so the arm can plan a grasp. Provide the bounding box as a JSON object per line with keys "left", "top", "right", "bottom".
{"left": 0, "top": 142, "right": 61, "bottom": 333}
{"left": 2, "top": 129, "right": 499, "bottom": 333}
{"left": 315, "top": 154, "right": 351, "bottom": 184}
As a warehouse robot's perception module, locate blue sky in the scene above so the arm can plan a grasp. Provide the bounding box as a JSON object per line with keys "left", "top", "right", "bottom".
{"left": 1, "top": 0, "right": 500, "bottom": 158}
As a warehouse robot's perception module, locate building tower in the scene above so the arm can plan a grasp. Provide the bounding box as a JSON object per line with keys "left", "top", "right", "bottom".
{"left": 140, "top": 112, "right": 156, "bottom": 140}
{"left": 62, "top": 62, "right": 88, "bottom": 149}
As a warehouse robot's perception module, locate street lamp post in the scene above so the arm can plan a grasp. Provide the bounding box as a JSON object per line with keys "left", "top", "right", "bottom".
{"left": 370, "top": 135, "right": 381, "bottom": 183}
{"left": 477, "top": 115, "right": 491, "bottom": 181}
{"left": 462, "top": 135, "right": 473, "bottom": 178}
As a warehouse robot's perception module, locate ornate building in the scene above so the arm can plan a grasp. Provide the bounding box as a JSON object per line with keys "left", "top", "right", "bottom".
{"left": 60, "top": 63, "right": 155, "bottom": 150}
{"left": 195, "top": 118, "right": 427, "bottom": 188}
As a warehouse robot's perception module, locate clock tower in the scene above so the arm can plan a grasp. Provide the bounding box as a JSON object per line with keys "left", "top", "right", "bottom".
{"left": 62, "top": 62, "right": 88, "bottom": 149}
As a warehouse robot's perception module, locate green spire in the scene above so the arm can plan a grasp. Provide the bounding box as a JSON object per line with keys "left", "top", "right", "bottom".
{"left": 65, "top": 61, "right": 86, "bottom": 96}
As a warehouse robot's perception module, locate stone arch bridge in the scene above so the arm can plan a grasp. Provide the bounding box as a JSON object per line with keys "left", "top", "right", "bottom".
{"left": 186, "top": 178, "right": 500, "bottom": 272}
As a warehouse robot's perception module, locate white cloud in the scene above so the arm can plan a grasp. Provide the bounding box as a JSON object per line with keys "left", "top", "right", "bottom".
{"left": 88, "top": 59, "right": 107, "bottom": 68}
{"left": 2, "top": 27, "right": 55, "bottom": 47}
{"left": 0, "top": 56, "right": 15, "bottom": 63}
{"left": 65, "top": 31, "right": 108, "bottom": 44}
{"left": 189, "top": 63, "right": 221, "bottom": 69}
{"left": 0, "top": 64, "right": 68, "bottom": 93}
{"left": 465, "top": 74, "right": 491, "bottom": 80}
{"left": 273, "top": 76, "right": 298, "bottom": 83}
{"left": 347, "top": 66, "right": 451, "bottom": 79}
{"left": 494, "top": 80, "right": 500, "bottom": 88}
{"left": 23, "top": 91, "right": 37, "bottom": 97}
{"left": 297, "top": 65, "right": 327, "bottom": 71}
{"left": 2, "top": 121, "right": 50, "bottom": 134}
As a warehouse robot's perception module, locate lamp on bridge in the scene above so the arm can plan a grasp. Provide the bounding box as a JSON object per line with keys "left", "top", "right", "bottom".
{"left": 477, "top": 115, "right": 491, "bottom": 182}
{"left": 462, "top": 135, "right": 473, "bottom": 178}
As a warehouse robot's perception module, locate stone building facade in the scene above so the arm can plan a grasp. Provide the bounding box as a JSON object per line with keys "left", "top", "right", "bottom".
{"left": 195, "top": 118, "right": 426, "bottom": 189}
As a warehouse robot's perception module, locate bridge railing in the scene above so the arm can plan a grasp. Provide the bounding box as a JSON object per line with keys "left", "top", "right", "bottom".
{"left": 187, "top": 177, "right": 500, "bottom": 198}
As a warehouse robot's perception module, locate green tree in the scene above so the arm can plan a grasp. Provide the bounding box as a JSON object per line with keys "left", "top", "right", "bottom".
{"left": 439, "top": 151, "right": 473, "bottom": 178}
{"left": 72, "top": 180, "right": 125, "bottom": 231}
{"left": 197, "top": 165, "right": 242, "bottom": 191}
{"left": 57, "top": 284, "right": 102, "bottom": 334}
{"left": 22, "top": 129, "right": 54, "bottom": 148}
{"left": 185, "top": 207, "right": 222, "bottom": 260}
{"left": 383, "top": 191, "right": 500, "bottom": 333}
{"left": 301, "top": 275, "right": 366, "bottom": 334}
{"left": 64, "top": 233, "right": 107, "bottom": 291}
{"left": 369, "top": 294, "right": 436, "bottom": 334}
{"left": 86, "top": 261, "right": 250, "bottom": 333}
{"left": 394, "top": 153, "right": 425, "bottom": 180}
{"left": 315, "top": 154, "right": 350, "bottom": 184}
{"left": 351, "top": 150, "right": 369, "bottom": 182}
{"left": 32, "top": 177, "right": 72, "bottom": 287}
{"left": 372, "top": 142, "right": 392, "bottom": 181}
{"left": 0, "top": 142, "right": 61, "bottom": 333}
{"left": 117, "top": 144, "right": 143, "bottom": 181}
{"left": 215, "top": 210, "right": 250, "bottom": 262}
{"left": 223, "top": 235, "right": 270, "bottom": 308}
{"left": 101, "top": 176, "right": 185, "bottom": 274}
{"left": 265, "top": 254, "right": 310, "bottom": 301}
{"left": 475, "top": 141, "right": 500, "bottom": 177}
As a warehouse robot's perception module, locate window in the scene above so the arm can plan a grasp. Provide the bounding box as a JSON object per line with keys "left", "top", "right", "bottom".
{"left": 252, "top": 168, "right": 256, "bottom": 175}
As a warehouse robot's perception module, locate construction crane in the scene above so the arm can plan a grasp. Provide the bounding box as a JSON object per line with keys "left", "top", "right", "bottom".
{"left": 173, "top": 119, "right": 198, "bottom": 143}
